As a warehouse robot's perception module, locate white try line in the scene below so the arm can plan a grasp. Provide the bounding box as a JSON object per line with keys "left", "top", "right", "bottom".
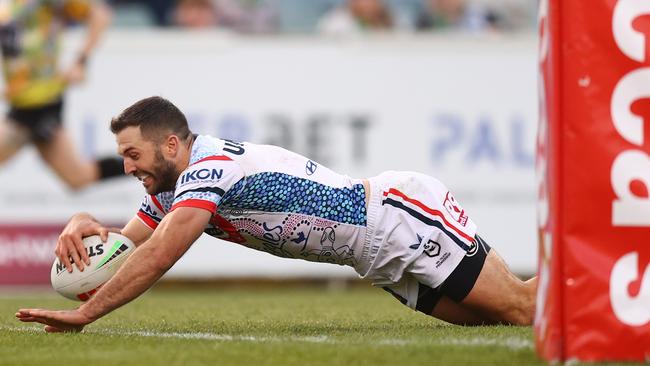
{"left": 3, "top": 326, "right": 533, "bottom": 350}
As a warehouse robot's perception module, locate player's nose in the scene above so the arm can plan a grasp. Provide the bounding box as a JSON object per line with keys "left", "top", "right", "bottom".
{"left": 123, "top": 159, "right": 136, "bottom": 175}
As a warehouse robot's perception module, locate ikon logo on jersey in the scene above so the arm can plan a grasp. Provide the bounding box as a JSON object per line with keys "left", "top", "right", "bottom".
{"left": 180, "top": 168, "right": 224, "bottom": 185}
{"left": 443, "top": 192, "right": 469, "bottom": 226}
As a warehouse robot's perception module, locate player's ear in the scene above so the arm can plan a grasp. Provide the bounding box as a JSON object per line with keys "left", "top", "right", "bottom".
{"left": 164, "top": 134, "right": 180, "bottom": 157}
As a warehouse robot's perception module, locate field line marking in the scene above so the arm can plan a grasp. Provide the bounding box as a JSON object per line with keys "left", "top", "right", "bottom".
{"left": 3, "top": 326, "right": 533, "bottom": 350}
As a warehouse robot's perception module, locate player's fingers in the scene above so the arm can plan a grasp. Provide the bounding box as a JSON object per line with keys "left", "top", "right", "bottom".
{"left": 71, "top": 233, "right": 90, "bottom": 266}
{"left": 80, "top": 239, "right": 91, "bottom": 266}
{"left": 69, "top": 249, "right": 83, "bottom": 272}
{"left": 16, "top": 309, "right": 30, "bottom": 318}
{"left": 16, "top": 311, "right": 63, "bottom": 328}
{"left": 57, "top": 245, "right": 72, "bottom": 272}
{"left": 15, "top": 311, "right": 37, "bottom": 321}
{"left": 56, "top": 237, "right": 74, "bottom": 272}
{"left": 16, "top": 317, "right": 37, "bottom": 322}
{"left": 15, "top": 309, "right": 46, "bottom": 322}
{"left": 70, "top": 236, "right": 87, "bottom": 270}
{"left": 17, "top": 308, "right": 45, "bottom": 317}
{"left": 61, "top": 252, "right": 74, "bottom": 273}
{"left": 98, "top": 227, "right": 109, "bottom": 243}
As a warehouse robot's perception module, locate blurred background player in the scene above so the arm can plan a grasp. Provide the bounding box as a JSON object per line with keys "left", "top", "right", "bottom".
{"left": 0, "top": 0, "right": 123, "bottom": 190}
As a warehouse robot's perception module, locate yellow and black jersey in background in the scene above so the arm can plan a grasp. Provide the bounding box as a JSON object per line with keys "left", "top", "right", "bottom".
{"left": 0, "top": 0, "right": 91, "bottom": 108}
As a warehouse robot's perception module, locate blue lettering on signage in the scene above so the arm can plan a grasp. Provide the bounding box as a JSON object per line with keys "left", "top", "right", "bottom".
{"left": 218, "top": 115, "right": 251, "bottom": 142}
{"left": 466, "top": 116, "right": 501, "bottom": 164}
{"left": 510, "top": 114, "right": 534, "bottom": 167}
{"left": 431, "top": 114, "right": 464, "bottom": 162}
{"left": 186, "top": 113, "right": 207, "bottom": 134}
{"left": 430, "top": 113, "right": 534, "bottom": 168}
{"left": 181, "top": 169, "right": 224, "bottom": 184}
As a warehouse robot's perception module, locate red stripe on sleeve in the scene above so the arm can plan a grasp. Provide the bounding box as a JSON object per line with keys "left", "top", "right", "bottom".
{"left": 171, "top": 199, "right": 217, "bottom": 214}
{"left": 383, "top": 188, "right": 474, "bottom": 242}
{"left": 137, "top": 211, "right": 159, "bottom": 230}
{"left": 191, "top": 155, "right": 232, "bottom": 166}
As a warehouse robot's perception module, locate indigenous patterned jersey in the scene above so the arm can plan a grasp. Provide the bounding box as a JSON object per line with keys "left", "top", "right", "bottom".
{"left": 0, "top": 0, "right": 91, "bottom": 107}
{"left": 136, "top": 135, "right": 369, "bottom": 269}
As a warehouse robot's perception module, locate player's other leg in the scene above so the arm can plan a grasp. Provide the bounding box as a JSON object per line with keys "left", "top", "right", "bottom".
{"left": 457, "top": 249, "right": 537, "bottom": 325}
{"left": 0, "top": 117, "right": 29, "bottom": 163}
{"left": 35, "top": 127, "right": 123, "bottom": 190}
{"left": 429, "top": 237, "right": 537, "bottom": 326}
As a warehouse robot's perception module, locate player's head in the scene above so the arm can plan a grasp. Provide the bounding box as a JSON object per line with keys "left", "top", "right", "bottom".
{"left": 111, "top": 96, "right": 193, "bottom": 194}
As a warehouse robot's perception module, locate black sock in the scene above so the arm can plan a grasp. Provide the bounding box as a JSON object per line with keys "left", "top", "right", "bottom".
{"left": 97, "top": 157, "right": 124, "bottom": 180}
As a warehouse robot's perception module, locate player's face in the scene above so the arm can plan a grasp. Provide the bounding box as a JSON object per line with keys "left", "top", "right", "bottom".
{"left": 116, "top": 126, "right": 178, "bottom": 194}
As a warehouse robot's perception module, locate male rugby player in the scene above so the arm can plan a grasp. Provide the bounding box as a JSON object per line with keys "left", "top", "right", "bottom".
{"left": 0, "top": 0, "right": 123, "bottom": 189}
{"left": 17, "top": 96, "right": 537, "bottom": 331}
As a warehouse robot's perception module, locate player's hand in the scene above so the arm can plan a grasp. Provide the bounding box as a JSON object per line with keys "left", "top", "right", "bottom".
{"left": 62, "top": 60, "right": 87, "bottom": 85}
{"left": 15, "top": 308, "right": 93, "bottom": 333}
{"left": 56, "top": 213, "right": 110, "bottom": 273}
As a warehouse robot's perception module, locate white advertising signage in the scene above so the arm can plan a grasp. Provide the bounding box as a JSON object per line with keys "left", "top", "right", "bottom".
{"left": 0, "top": 32, "right": 537, "bottom": 279}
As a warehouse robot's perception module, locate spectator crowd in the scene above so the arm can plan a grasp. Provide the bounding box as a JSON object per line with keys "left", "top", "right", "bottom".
{"left": 107, "top": 0, "right": 538, "bottom": 33}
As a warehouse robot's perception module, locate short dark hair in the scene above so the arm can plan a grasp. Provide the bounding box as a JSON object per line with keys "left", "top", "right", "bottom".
{"left": 110, "top": 96, "right": 192, "bottom": 143}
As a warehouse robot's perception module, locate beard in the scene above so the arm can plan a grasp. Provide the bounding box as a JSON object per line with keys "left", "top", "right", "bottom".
{"left": 144, "top": 149, "right": 178, "bottom": 195}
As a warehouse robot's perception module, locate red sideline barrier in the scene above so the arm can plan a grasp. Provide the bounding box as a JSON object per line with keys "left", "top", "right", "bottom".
{"left": 0, "top": 225, "right": 62, "bottom": 285}
{"left": 536, "top": 0, "right": 650, "bottom": 361}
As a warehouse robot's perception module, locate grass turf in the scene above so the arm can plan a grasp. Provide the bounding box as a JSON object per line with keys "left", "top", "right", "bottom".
{"left": 0, "top": 285, "right": 633, "bottom": 366}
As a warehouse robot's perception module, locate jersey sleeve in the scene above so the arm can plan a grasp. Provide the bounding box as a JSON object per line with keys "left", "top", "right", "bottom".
{"left": 136, "top": 194, "right": 166, "bottom": 230}
{"left": 171, "top": 155, "right": 244, "bottom": 214}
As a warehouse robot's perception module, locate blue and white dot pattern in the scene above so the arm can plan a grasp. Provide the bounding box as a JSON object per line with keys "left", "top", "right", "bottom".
{"left": 157, "top": 192, "right": 174, "bottom": 212}
{"left": 221, "top": 172, "right": 367, "bottom": 226}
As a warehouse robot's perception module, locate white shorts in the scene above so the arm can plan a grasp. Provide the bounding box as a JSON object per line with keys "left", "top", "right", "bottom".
{"left": 357, "top": 171, "right": 479, "bottom": 311}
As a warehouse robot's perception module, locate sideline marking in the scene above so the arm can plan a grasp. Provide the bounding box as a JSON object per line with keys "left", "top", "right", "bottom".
{"left": 3, "top": 326, "right": 533, "bottom": 350}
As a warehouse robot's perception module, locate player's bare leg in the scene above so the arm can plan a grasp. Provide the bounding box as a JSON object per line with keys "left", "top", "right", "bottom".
{"left": 429, "top": 296, "right": 493, "bottom": 326}
{"left": 35, "top": 127, "right": 100, "bottom": 190}
{"left": 430, "top": 250, "right": 537, "bottom": 326}
{"left": 459, "top": 250, "right": 536, "bottom": 325}
{"left": 0, "top": 118, "right": 29, "bottom": 163}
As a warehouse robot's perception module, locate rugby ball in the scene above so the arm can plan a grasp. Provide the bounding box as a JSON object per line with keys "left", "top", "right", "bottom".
{"left": 50, "top": 232, "right": 136, "bottom": 301}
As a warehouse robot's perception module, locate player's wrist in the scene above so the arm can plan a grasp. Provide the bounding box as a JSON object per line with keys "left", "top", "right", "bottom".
{"left": 77, "top": 302, "right": 100, "bottom": 323}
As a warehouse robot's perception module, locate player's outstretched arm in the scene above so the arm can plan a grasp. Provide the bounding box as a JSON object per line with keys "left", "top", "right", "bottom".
{"left": 17, "top": 207, "right": 212, "bottom": 332}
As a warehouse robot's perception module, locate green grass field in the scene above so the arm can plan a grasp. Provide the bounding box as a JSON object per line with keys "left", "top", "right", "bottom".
{"left": 0, "top": 285, "right": 635, "bottom": 366}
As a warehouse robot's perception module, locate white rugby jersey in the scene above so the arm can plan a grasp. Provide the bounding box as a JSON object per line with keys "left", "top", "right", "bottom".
{"left": 136, "top": 135, "right": 368, "bottom": 269}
